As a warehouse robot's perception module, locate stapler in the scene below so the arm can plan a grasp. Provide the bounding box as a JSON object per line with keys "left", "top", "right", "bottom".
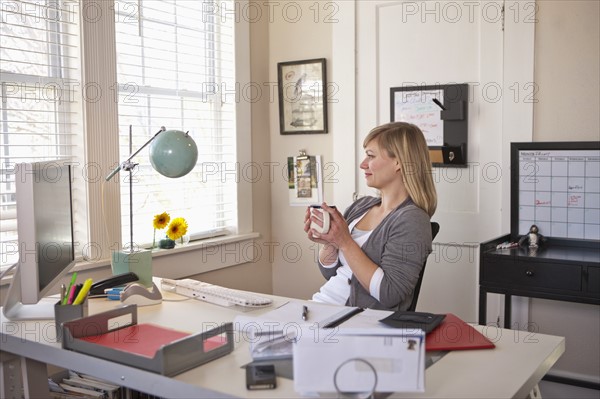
{"left": 89, "top": 272, "right": 139, "bottom": 297}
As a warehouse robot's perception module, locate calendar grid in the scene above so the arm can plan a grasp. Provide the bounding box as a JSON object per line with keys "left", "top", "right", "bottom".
{"left": 518, "top": 150, "right": 600, "bottom": 240}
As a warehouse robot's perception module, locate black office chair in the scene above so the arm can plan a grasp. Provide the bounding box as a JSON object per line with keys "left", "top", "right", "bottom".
{"left": 407, "top": 222, "right": 440, "bottom": 312}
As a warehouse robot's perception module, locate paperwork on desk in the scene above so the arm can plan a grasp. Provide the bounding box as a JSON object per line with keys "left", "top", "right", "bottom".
{"left": 234, "top": 300, "right": 364, "bottom": 360}
{"left": 293, "top": 326, "right": 425, "bottom": 395}
{"left": 234, "top": 301, "right": 425, "bottom": 394}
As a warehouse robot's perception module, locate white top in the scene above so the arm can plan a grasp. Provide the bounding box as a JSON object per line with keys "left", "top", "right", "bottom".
{"left": 312, "top": 213, "right": 384, "bottom": 304}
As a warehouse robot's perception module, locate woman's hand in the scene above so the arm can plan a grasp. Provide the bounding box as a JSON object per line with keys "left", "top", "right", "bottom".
{"left": 304, "top": 206, "right": 330, "bottom": 245}
{"left": 321, "top": 204, "right": 353, "bottom": 246}
{"left": 305, "top": 203, "right": 344, "bottom": 265}
{"left": 307, "top": 203, "right": 353, "bottom": 250}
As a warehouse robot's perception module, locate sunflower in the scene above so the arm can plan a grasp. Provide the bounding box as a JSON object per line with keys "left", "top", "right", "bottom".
{"left": 152, "top": 212, "right": 170, "bottom": 248}
{"left": 166, "top": 217, "right": 188, "bottom": 242}
{"left": 153, "top": 212, "right": 170, "bottom": 229}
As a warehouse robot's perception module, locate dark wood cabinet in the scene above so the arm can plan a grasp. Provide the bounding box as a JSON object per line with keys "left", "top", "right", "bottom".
{"left": 479, "top": 234, "right": 600, "bottom": 328}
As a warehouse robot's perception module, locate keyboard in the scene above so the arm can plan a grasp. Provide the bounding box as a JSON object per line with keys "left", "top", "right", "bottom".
{"left": 160, "top": 278, "right": 273, "bottom": 308}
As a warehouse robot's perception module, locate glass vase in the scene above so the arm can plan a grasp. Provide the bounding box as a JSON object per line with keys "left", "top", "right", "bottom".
{"left": 177, "top": 234, "right": 190, "bottom": 246}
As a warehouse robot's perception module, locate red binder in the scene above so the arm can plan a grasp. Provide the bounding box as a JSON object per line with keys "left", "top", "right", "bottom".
{"left": 426, "top": 313, "right": 495, "bottom": 351}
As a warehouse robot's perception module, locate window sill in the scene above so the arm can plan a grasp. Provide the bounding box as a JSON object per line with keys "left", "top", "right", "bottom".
{"left": 1, "top": 233, "right": 261, "bottom": 288}
{"left": 149, "top": 232, "right": 259, "bottom": 258}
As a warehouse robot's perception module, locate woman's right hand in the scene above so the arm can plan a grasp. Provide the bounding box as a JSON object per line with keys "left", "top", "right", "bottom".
{"left": 304, "top": 206, "right": 330, "bottom": 245}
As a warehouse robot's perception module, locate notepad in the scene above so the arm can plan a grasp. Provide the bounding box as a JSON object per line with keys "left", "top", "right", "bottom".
{"left": 241, "top": 301, "right": 363, "bottom": 329}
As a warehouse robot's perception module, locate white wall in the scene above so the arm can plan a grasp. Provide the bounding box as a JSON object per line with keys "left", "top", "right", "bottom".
{"left": 530, "top": 0, "right": 600, "bottom": 384}
{"left": 347, "top": 1, "right": 541, "bottom": 325}
{"left": 267, "top": 1, "right": 335, "bottom": 299}
{"left": 267, "top": 0, "right": 599, "bottom": 384}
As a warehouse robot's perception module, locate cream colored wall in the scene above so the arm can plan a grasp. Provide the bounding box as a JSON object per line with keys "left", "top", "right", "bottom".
{"left": 533, "top": 0, "right": 600, "bottom": 139}
{"left": 189, "top": 0, "right": 273, "bottom": 294}
{"left": 265, "top": 0, "right": 600, "bottom": 381}
{"left": 530, "top": 0, "right": 600, "bottom": 382}
{"left": 267, "top": 1, "right": 334, "bottom": 299}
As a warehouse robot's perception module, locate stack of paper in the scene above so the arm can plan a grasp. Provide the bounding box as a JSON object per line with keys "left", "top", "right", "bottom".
{"left": 234, "top": 301, "right": 364, "bottom": 360}
{"left": 49, "top": 371, "right": 121, "bottom": 399}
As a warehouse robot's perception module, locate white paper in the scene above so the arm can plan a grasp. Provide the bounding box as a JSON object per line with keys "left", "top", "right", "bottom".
{"left": 234, "top": 301, "right": 363, "bottom": 360}
{"left": 293, "top": 327, "right": 425, "bottom": 394}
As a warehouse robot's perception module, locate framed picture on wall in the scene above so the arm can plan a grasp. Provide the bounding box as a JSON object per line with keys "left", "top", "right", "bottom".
{"left": 277, "top": 58, "right": 328, "bottom": 134}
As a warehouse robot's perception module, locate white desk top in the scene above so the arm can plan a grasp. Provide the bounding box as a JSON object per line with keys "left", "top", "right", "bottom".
{"left": 1, "top": 288, "right": 565, "bottom": 398}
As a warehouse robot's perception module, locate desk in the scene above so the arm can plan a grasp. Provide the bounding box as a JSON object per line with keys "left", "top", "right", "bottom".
{"left": 479, "top": 234, "right": 600, "bottom": 328}
{"left": 2, "top": 287, "right": 565, "bottom": 398}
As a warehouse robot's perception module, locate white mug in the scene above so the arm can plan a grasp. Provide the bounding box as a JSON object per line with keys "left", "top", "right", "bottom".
{"left": 310, "top": 205, "right": 333, "bottom": 234}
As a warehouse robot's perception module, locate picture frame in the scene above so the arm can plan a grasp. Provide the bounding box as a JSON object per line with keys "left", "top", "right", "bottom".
{"left": 277, "top": 58, "right": 328, "bottom": 134}
{"left": 287, "top": 154, "right": 323, "bottom": 206}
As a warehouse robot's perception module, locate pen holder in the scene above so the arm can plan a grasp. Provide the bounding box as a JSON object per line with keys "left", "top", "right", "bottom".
{"left": 54, "top": 300, "right": 89, "bottom": 343}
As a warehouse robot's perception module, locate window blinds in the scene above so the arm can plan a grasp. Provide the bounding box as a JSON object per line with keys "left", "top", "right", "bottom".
{"left": 114, "top": 0, "right": 237, "bottom": 247}
{"left": 0, "top": 0, "right": 84, "bottom": 270}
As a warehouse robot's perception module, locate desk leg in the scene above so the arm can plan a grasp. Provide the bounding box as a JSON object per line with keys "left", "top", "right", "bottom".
{"left": 0, "top": 352, "right": 49, "bottom": 399}
{"left": 479, "top": 288, "right": 487, "bottom": 325}
{"left": 504, "top": 294, "right": 512, "bottom": 329}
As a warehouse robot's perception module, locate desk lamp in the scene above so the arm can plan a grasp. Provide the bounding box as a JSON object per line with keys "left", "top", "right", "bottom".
{"left": 106, "top": 126, "right": 198, "bottom": 286}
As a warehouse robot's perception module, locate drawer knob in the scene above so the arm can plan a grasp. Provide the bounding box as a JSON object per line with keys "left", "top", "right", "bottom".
{"left": 525, "top": 270, "right": 534, "bottom": 277}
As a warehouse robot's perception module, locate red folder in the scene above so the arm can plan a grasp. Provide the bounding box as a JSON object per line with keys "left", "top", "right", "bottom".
{"left": 79, "top": 323, "right": 227, "bottom": 358}
{"left": 426, "top": 313, "right": 495, "bottom": 351}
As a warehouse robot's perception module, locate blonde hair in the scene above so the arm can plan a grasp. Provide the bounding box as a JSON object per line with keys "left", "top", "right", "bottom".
{"left": 363, "top": 122, "right": 437, "bottom": 217}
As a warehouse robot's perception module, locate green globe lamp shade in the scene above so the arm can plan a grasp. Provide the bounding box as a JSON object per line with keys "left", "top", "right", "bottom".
{"left": 149, "top": 130, "right": 198, "bottom": 178}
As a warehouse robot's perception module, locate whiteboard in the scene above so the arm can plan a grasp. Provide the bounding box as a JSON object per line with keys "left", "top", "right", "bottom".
{"left": 392, "top": 89, "right": 444, "bottom": 146}
{"left": 517, "top": 149, "right": 600, "bottom": 240}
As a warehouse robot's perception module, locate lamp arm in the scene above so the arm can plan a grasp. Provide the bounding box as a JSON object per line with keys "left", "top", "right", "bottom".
{"left": 105, "top": 126, "right": 166, "bottom": 181}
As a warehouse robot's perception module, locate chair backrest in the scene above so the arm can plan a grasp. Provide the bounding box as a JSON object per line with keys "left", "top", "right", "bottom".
{"left": 407, "top": 222, "right": 440, "bottom": 312}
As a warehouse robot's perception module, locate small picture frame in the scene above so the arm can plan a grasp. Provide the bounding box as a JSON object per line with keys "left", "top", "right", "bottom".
{"left": 287, "top": 154, "right": 323, "bottom": 206}
{"left": 277, "top": 58, "right": 328, "bottom": 134}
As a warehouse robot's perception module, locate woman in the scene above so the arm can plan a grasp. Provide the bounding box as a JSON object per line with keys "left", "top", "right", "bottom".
{"left": 304, "top": 121, "right": 437, "bottom": 311}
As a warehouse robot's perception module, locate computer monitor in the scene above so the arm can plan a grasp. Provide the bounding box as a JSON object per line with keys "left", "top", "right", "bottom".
{"left": 2, "top": 161, "right": 76, "bottom": 320}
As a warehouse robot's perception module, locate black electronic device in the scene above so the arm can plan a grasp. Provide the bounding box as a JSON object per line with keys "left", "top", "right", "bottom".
{"left": 89, "top": 272, "right": 139, "bottom": 297}
{"left": 379, "top": 311, "right": 446, "bottom": 333}
{"left": 246, "top": 364, "right": 276, "bottom": 390}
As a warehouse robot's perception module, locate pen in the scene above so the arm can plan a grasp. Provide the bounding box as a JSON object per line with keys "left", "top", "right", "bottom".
{"left": 73, "top": 278, "right": 93, "bottom": 305}
{"left": 496, "top": 241, "right": 519, "bottom": 250}
{"left": 60, "top": 284, "right": 66, "bottom": 304}
{"left": 67, "top": 284, "right": 77, "bottom": 305}
{"left": 63, "top": 272, "right": 78, "bottom": 305}
{"left": 302, "top": 305, "right": 309, "bottom": 321}
{"left": 432, "top": 98, "right": 447, "bottom": 110}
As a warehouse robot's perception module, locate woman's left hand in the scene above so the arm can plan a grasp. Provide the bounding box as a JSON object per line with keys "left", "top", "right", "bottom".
{"left": 314, "top": 203, "right": 353, "bottom": 250}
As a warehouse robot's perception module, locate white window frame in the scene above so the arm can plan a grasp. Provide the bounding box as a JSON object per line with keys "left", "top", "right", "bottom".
{"left": 78, "top": 0, "right": 254, "bottom": 277}
{"left": 1, "top": 0, "right": 254, "bottom": 281}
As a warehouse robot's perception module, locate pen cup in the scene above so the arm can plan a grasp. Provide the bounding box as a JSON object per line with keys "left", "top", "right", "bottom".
{"left": 54, "top": 300, "right": 88, "bottom": 343}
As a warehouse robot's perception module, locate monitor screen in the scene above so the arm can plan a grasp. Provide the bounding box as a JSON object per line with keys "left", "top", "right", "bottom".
{"left": 2, "top": 161, "right": 76, "bottom": 320}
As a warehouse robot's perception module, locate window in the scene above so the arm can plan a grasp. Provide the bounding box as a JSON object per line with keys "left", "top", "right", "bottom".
{"left": 113, "top": 0, "right": 237, "bottom": 247}
{"left": 1, "top": 0, "right": 251, "bottom": 272}
{"left": 0, "top": 0, "right": 85, "bottom": 270}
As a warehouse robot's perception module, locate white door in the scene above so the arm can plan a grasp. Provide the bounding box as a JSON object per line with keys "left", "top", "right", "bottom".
{"left": 332, "top": 0, "right": 535, "bottom": 321}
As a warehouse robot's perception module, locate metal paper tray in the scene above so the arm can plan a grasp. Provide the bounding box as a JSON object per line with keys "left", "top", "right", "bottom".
{"left": 61, "top": 305, "right": 234, "bottom": 376}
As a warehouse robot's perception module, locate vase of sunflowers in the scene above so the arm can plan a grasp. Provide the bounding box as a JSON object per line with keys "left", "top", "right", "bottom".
{"left": 153, "top": 212, "right": 189, "bottom": 249}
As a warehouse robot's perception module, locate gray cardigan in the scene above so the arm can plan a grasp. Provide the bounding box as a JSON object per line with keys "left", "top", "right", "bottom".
{"left": 317, "top": 196, "right": 432, "bottom": 311}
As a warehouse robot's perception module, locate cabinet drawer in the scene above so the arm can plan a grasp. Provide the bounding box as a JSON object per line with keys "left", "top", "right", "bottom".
{"left": 587, "top": 267, "right": 600, "bottom": 294}
{"left": 482, "top": 260, "right": 582, "bottom": 291}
